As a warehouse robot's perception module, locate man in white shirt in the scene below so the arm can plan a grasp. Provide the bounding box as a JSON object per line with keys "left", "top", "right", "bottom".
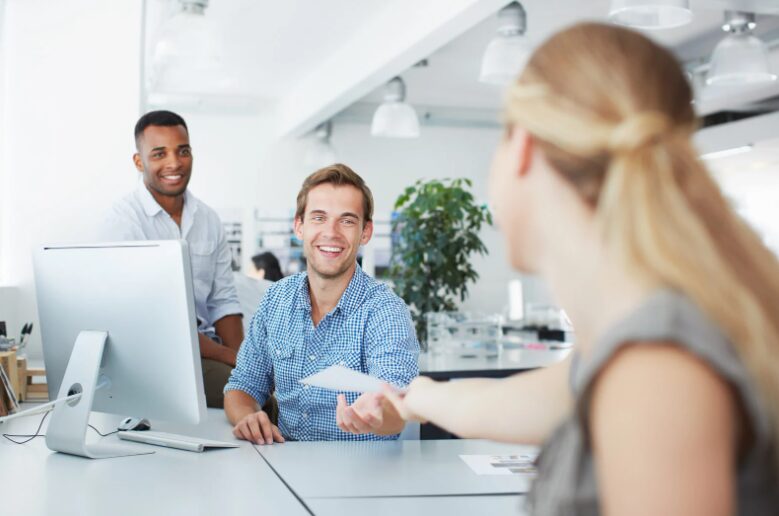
{"left": 101, "top": 110, "right": 243, "bottom": 408}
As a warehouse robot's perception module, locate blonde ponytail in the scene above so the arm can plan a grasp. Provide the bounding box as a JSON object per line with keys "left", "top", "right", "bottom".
{"left": 505, "top": 22, "right": 779, "bottom": 470}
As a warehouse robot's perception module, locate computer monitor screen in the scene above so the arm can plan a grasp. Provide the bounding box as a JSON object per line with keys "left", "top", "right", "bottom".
{"left": 34, "top": 241, "right": 206, "bottom": 425}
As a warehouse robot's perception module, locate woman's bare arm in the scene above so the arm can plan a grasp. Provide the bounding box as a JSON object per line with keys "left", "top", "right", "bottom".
{"left": 388, "top": 354, "right": 573, "bottom": 444}
{"left": 590, "top": 343, "right": 737, "bottom": 516}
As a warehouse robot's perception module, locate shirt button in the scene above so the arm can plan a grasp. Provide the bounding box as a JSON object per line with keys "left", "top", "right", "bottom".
{"left": 304, "top": 384, "right": 310, "bottom": 390}
{"left": 275, "top": 349, "right": 281, "bottom": 356}
{"left": 302, "top": 412, "right": 308, "bottom": 419}
{"left": 309, "top": 355, "right": 316, "bottom": 361}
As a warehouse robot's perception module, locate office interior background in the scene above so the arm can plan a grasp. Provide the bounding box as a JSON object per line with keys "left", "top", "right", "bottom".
{"left": 1, "top": 0, "right": 779, "bottom": 361}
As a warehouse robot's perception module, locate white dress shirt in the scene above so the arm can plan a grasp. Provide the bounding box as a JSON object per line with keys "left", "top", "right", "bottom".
{"left": 100, "top": 182, "right": 242, "bottom": 335}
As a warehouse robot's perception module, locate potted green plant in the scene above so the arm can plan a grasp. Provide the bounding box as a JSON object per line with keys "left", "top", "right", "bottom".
{"left": 389, "top": 178, "right": 492, "bottom": 346}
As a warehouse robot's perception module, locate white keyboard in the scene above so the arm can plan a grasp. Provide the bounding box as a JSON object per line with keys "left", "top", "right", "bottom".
{"left": 117, "top": 430, "right": 240, "bottom": 453}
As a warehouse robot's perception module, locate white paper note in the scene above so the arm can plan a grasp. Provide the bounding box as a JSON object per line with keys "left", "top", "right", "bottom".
{"left": 299, "top": 365, "right": 396, "bottom": 393}
{"left": 460, "top": 454, "right": 538, "bottom": 476}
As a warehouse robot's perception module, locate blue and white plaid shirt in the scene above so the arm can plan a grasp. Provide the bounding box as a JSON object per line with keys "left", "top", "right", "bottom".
{"left": 225, "top": 265, "right": 419, "bottom": 441}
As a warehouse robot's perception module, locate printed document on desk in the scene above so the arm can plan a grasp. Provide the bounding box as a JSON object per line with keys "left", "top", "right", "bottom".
{"left": 300, "top": 365, "right": 404, "bottom": 393}
{"left": 460, "top": 453, "right": 538, "bottom": 476}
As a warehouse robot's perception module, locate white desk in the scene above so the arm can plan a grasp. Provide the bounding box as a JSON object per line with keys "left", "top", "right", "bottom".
{"left": 419, "top": 347, "right": 571, "bottom": 379}
{"left": 256, "top": 439, "right": 537, "bottom": 498}
{"left": 0, "top": 408, "right": 309, "bottom": 516}
{"left": 307, "top": 495, "right": 529, "bottom": 516}
{"left": 2, "top": 408, "right": 537, "bottom": 516}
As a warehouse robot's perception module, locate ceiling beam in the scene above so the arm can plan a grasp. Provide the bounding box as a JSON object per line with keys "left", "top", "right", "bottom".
{"left": 273, "top": 0, "right": 510, "bottom": 139}
{"left": 695, "top": 111, "right": 779, "bottom": 153}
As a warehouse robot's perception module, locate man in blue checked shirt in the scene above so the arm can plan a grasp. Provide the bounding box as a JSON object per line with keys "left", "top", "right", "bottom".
{"left": 224, "top": 164, "right": 420, "bottom": 443}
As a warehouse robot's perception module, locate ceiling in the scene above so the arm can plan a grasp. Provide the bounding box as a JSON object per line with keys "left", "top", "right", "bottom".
{"left": 353, "top": 0, "right": 779, "bottom": 116}
{"left": 148, "top": 0, "right": 394, "bottom": 99}
{"left": 147, "top": 0, "right": 779, "bottom": 130}
{"left": 359, "top": 0, "right": 725, "bottom": 111}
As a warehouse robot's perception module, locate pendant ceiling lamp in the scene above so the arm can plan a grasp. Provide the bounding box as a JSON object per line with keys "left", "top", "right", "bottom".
{"left": 305, "top": 121, "right": 338, "bottom": 169}
{"left": 149, "top": 0, "right": 235, "bottom": 96}
{"left": 707, "top": 11, "right": 777, "bottom": 86}
{"left": 371, "top": 77, "right": 420, "bottom": 138}
{"left": 609, "top": 0, "right": 693, "bottom": 30}
{"left": 479, "top": 2, "right": 529, "bottom": 85}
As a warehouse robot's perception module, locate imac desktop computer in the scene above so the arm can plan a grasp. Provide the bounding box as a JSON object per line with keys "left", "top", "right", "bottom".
{"left": 32, "top": 240, "right": 207, "bottom": 458}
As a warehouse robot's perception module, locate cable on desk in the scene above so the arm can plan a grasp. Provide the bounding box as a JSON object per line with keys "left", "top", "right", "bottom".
{"left": 88, "top": 424, "right": 119, "bottom": 437}
{"left": 2, "top": 410, "right": 118, "bottom": 443}
{"left": 2, "top": 411, "right": 49, "bottom": 444}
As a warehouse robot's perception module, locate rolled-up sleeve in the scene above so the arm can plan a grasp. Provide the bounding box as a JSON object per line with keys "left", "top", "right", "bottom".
{"left": 364, "top": 296, "right": 419, "bottom": 388}
{"left": 207, "top": 225, "right": 242, "bottom": 323}
{"left": 224, "top": 298, "right": 273, "bottom": 406}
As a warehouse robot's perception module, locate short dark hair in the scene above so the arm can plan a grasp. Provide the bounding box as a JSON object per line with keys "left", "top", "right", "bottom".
{"left": 251, "top": 252, "right": 284, "bottom": 282}
{"left": 134, "top": 110, "right": 188, "bottom": 148}
{"left": 295, "top": 164, "right": 374, "bottom": 224}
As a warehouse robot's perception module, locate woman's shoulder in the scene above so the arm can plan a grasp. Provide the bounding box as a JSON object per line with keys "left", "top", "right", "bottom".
{"left": 576, "top": 288, "right": 775, "bottom": 473}
{"left": 575, "top": 289, "right": 739, "bottom": 396}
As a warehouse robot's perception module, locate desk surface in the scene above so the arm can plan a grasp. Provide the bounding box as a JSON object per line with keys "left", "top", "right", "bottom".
{"left": 0, "top": 408, "right": 308, "bottom": 516}
{"left": 307, "top": 495, "right": 528, "bottom": 516}
{"left": 257, "top": 439, "right": 537, "bottom": 499}
{"left": 2, "top": 408, "right": 538, "bottom": 515}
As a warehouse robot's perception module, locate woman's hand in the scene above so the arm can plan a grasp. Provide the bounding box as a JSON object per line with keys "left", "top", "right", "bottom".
{"left": 382, "top": 376, "right": 436, "bottom": 424}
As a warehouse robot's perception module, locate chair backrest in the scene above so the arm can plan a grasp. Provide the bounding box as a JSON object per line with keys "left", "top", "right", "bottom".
{"left": 232, "top": 272, "right": 272, "bottom": 333}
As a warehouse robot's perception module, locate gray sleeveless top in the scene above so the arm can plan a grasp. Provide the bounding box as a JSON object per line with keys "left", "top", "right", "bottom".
{"left": 527, "top": 289, "right": 778, "bottom": 515}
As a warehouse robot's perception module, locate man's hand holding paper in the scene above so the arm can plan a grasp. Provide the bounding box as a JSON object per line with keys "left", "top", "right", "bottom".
{"left": 300, "top": 365, "right": 409, "bottom": 436}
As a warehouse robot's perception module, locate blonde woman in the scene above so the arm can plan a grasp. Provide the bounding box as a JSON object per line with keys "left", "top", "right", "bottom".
{"left": 383, "top": 23, "right": 779, "bottom": 515}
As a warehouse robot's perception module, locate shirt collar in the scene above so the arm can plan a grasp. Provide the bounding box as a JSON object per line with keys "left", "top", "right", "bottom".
{"left": 297, "top": 264, "right": 366, "bottom": 318}
{"left": 135, "top": 181, "right": 196, "bottom": 225}
{"left": 334, "top": 264, "right": 366, "bottom": 317}
{"left": 180, "top": 190, "right": 197, "bottom": 237}
{"left": 296, "top": 275, "right": 312, "bottom": 314}
{"left": 136, "top": 181, "right": 163, "bottom": 217}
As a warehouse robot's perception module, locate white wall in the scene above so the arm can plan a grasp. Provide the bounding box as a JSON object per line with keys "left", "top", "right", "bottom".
{"left": 262, "top": 122, "right": 552, "bottom": 315}
{"left": 696, "top": 115, "right": 779, "bottom": 256}
{"left": 152, "top": 109, "right": 274, "bottom": 272}
{"left": 0, "top": 0, "right": 144, "bottom": 359}
{"left": 0, "top": 0, "right": 6, "bottom": 287}
{"left": 0, "top": 286, "right": 18, "bottom": 346}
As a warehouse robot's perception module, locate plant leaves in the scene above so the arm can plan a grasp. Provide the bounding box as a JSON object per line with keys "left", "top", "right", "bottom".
{"left": 389, "top": 177, "right": 493, "bottom": 342}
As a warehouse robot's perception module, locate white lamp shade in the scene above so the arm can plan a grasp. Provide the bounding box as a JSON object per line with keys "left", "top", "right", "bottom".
{"left": 707, "top": 33, "right": 777, "bottom": 86}
{"left": 304, "top": 140, "right": 338, "bottom": 169}
{"left": 371, "top": 102, "right": 420, "bottom": 138}
{"left": 609, "top": 0, "right": 693, "bottom": 30}
{"left": 150, "top": 9, "right": 235, "bottom": 95}
{"left": 479, "top": 34, "right": 529, "bottom": 85}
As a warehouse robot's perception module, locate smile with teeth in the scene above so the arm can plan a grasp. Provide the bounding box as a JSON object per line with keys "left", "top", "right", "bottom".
{"left": 317, "top": 245, "right": 345, "bottom": 257}
{"left": 161, "top": 174, "right": 183, "bottom": 182}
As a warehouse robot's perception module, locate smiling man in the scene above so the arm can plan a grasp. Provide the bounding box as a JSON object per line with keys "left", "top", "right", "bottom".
{"left": 224, "top": 164, "right": 419, "bottom": 443}
{"left": 100, "top": 110, "right": 243, "bottom": 408}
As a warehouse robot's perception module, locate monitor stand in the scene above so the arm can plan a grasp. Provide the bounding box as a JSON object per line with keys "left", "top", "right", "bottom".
{"left": 45, "top": 330, "right": 153, "bottom": 459}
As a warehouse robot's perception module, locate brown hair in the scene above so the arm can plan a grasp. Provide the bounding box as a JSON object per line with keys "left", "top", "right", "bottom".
{"left": 505, "top": 22, "right": 779, "bottom": 467}
{"left": 295, "top": 163, "right": 374, "bottom": 224}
